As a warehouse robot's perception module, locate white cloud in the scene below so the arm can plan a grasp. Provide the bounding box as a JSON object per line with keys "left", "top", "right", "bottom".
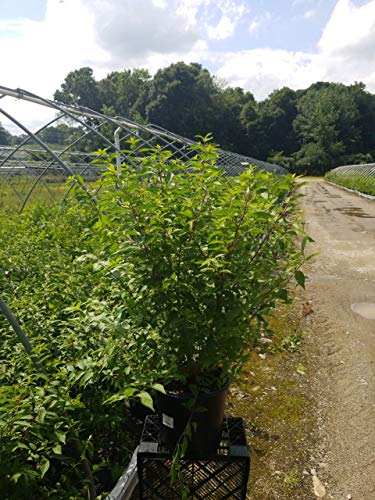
{"left": 208, "top": 15, "right": 235, "bottom": 40}
{"left": 82, "top": 0, "right": 248, "bottom": 63}
{"left": 0, "top": 0, "right": 108, "bottom": 94}
{"left": 317, "top": 0, "right": 375, "bottom": 86}
{"left": 248, "top": 12, "right": 271, "bottom": 35}
{"left": 205, "top": 0, "right": 248, "bottom": 41}
{"left": 319, "top": 0, "right": 375, "bottom": 57}
{"left": 0, "top": 0, "right": 210, "bottom": 132}
{"left": 217, "top": 49, "right": 318, "bottom": 100}
{"left": 152, "top": 0, "right": 167, "bottom": 7}
{"left": 0, "top": 0, "right": 109, "bottom": 133}
{"left": 303, "top": 9, "right": 316, "bottom": 19}
{"left": 0, "top": 0, "right": 249, "bottom": 104}
{"left": 218, "top": 0, "right": 375, "bottom": 99}
{"left": 81, "top": 0, "right": 202, "bottom": 65}
{"left": 211, "top": 0, "right": 248, "bottom": 20}
{"left": 248, "top": 18, "right": 261, "bottom": 34}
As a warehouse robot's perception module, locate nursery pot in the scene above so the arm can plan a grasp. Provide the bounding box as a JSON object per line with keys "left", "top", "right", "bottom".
{"left": 156, "top": 379, "right": 230, "bottom": 453}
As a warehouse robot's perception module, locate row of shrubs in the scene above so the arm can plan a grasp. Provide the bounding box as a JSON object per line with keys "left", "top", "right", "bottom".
{"left": 325, "top": 164, "right": 375, "bottom": 196}
{"left": 0, "top": 139, "right": 308, "bottom": 498}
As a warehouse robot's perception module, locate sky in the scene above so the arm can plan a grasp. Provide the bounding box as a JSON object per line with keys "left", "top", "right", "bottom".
{"left": 1, "top": 0, "right": 375, "bottom": 132}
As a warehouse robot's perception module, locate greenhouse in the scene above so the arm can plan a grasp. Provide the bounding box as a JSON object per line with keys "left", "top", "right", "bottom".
{"left": 0, "top": 85, "right": 286, "bottom": 213}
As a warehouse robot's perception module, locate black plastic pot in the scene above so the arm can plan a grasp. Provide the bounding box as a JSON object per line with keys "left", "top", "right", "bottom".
{"left": 156, "top": 379, "right": 230, "bottom": 453}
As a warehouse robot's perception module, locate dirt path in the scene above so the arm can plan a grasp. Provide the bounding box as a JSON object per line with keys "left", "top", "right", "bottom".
{"left": 300, "top": 179, "right": 375, "bottom": 499}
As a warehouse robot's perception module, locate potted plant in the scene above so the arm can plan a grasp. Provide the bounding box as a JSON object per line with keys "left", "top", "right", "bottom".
{"left": 92, "top": 136, "right": 308, "bottom": 453}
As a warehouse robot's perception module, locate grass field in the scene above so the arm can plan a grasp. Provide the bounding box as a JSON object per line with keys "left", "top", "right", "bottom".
{"left": 0, "top": 176, "right": 70, "bottom": 210}
{"left": 0, "top": 176, "right": 97, "bottom": 212}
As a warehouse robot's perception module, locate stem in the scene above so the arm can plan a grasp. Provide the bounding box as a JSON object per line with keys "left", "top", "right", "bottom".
{"left": 0, "top": 296, "right": 42, "bottom": 370}
{"left": 226, "top": 187, "right": 251, "bottom": 255}
{"left": 128, "top": 202, "right": 159, "bottom": 281}
{"left": 248, "top": 188, "right": 294, "bottom": 265}
{"left": 192, "top": 188, "right": 208, "bottom": 231}
{"left": 72, "top": 438, "right": 97, "bottom": 500}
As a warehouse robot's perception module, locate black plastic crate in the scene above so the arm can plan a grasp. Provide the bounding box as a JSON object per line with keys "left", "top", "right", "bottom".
{"left": 137, "top": 416, "right": 250, "bottom": 499}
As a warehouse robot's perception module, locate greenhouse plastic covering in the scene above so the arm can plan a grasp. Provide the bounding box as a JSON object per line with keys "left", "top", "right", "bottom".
{"left": 329, "top": 163, "right": 375, "bottom": 185}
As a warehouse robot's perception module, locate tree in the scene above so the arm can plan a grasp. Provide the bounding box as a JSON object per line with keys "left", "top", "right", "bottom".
{"left": 212, "top": 85, "right": 255, "bottom": 154}
{"left": 54, "top": 67, "right": 102, "bottom": 111}
{"left": 38, "top": 124, "right": 79, "bottom": 145}
{"left": 240, "top": 97, "right": 260, "bottom": 157}
{"left": 256, "top": 87, "right": 299, "bottom": 159}
{"left": 0, "top": 123, "right": 11, "bottom": 145}
{"left": 146, "top": 62, "right": 218, "bottom": 139}
{"left": 294, "top": 83, "right": 360, "bottom": 173}
{"left": 53, "top": 65, "right": 375, "bottom": 174}
{"left": 99, "top": 68, "right": 151, "bottom": 120}
{"left": 347, "top": 82, "right": 375, "bottom": 159}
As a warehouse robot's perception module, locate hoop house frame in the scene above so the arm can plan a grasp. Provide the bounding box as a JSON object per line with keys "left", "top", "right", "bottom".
{"left": 0, "top": 85, "right": 287, "bottom": 213}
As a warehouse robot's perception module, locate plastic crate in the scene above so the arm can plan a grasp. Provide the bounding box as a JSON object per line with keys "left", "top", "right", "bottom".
{"left": 137, "top": 416, "right": 250, "bottom": 499}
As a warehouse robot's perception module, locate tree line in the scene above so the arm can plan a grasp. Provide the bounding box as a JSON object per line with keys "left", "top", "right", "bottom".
{"left": 2, "top": 62, "right": 375, "bottom": 175}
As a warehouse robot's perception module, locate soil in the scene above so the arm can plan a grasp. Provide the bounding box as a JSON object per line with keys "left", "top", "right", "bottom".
{"left": 229, "top": 178, "right": 375, "bottom": 499}
{"left": 300, "top": 179, "right": 375, "bottom": 499}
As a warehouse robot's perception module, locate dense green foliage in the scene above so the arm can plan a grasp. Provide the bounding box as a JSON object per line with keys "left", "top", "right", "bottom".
{"left": 0, "top": 139, "right": 308, "bottom": 497}
{"left": 3, "top": 64, "right": 375, "bottom": 174}
{"left": 47, "top": 63, "right": 375, "bottom": 174}
{"left": 0, "top": 204, "right": 159, "bottom": 498}
{"left": 4, "top": 64, "right": 375, "bottom": 174}
{"left": 92, "top": 138, "right": 308, "bottom": 388}
{"left": 0, "top": 122, "right": 11, "bottom": 145}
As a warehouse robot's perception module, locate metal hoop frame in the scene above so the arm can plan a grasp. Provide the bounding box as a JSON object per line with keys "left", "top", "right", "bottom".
{"left": 0, "top": 85, "right": 287, "bottom": 213}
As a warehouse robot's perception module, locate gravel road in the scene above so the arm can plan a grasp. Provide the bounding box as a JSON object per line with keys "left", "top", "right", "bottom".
{"left": 300, "top": 179, "right": 375, "bottom": 499}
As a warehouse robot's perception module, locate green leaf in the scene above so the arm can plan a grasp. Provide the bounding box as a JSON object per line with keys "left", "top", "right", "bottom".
{"left": 12, "top": 473, "right": 22, "bottom": 483}
{"left": 53, "top": 444, "right": 62, "bottom": 455}
{"left": 40, "top": 458, "right": 50, "bottom": 478}
{"left": 301, "top": 235, "right": 309, "bottom": 252}
{"left": 99, "top": 212, "right": 111, "bottom": 227}
{"left": 123, "top": 387, "right": 136, "bottom": 398}
{"left": 37, "top": 407, "right": 46, "bottom": 423}
{"left": 15, "top": 442, "right": 29, "bottom": 450}
{"left": 278, "top": 288, "right": 288, "bottom": 301}
{"left": 195, "top": 406, "right": 208, "bottom": 413}
{"left": 81, "top": 370, "right": 94, "bottom": 385}
{"left": 151, "top": 383, "right": 166, "bottom": 394}
{"left": 55, "top": 431, "right": 67, "bottom": 444}
{"left": 138, "top": 391, "right": 154, "bottom": 411}
{"left": 294, "top": 270, "right": 305, "bottom": 289}
{"left": 104, "top": 387, "right": 137, "bottom": 405}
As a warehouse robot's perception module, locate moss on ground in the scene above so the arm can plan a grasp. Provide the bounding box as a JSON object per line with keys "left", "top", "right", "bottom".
{"left": 228, "top": 302, "right": 317, "bottom": 499}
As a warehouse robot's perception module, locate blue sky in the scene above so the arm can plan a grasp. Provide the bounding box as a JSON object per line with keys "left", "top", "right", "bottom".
{"left": 207, "top": 0, "right": 339, "bottom": 53}
{"left": 1, "top": 0, "right": 46, "bottom": 21}
{"left": 1, "top": 0, "right": 375, "bottom": 131}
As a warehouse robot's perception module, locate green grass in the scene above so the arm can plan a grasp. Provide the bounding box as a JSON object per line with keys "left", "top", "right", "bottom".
{"left": 0, "top": 177, "right": 97, "bottom": 212}
{"left": 325, "top": 171, "right": 375, "bottom": 196}
{"left": 0, "top": 177, "right": 70, "bottom": 211}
